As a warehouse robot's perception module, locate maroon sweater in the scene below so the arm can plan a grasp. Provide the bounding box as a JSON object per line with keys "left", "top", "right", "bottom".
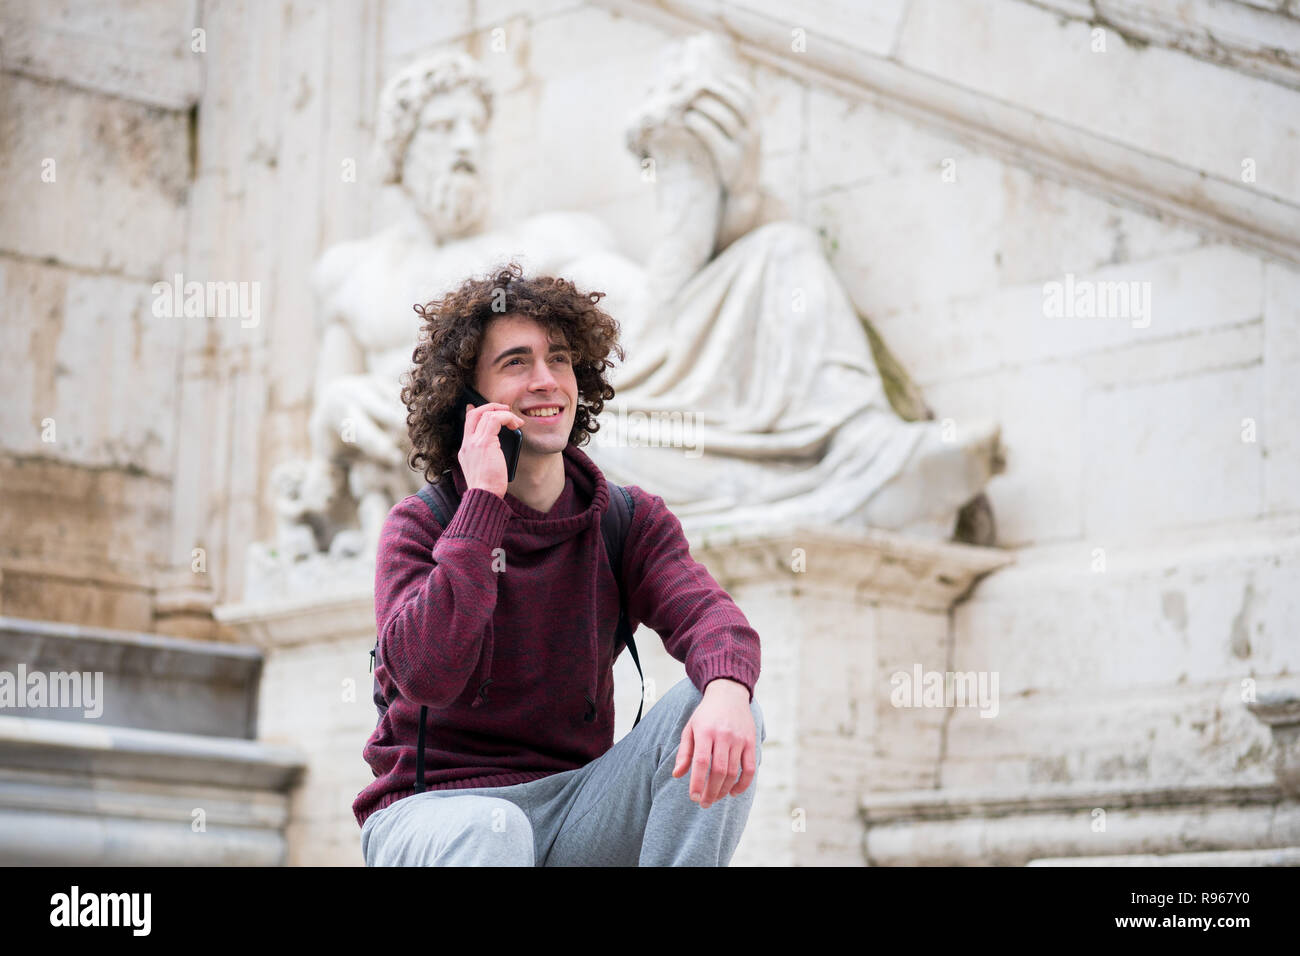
{"left": 352, "top": 442, "right": 762, "bottom": 828}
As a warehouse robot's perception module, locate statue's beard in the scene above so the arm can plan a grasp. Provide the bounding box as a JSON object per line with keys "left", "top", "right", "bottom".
{"left": 422, "top": 168, "right": 486, "bottom": 239}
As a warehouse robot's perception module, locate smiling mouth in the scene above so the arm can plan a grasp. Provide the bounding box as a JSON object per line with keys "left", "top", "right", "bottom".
{"left": 451, "top": 159, "right": 476, "bottom": 173}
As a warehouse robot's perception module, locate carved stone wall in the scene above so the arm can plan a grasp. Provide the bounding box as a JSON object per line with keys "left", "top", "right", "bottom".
{"left": 5, "top": 0, "right": 1299, "bottom": 865}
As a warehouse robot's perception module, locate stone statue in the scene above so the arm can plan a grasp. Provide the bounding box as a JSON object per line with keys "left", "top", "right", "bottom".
{"left": 251, "top": 35, "right": 1003, "bottom": 597}
{"left": 255, "top": 50, "right": 617, "bottom": 575}
{"left": 560, "top": 33, "right": 1004, "bottom": 540}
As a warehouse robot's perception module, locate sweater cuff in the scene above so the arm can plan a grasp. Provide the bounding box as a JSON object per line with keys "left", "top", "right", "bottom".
{"left": 698, "top": 661, "right": 757, "bottom": 702}
{"left": 439, "top": 487, "right": 512, "bottom": 546}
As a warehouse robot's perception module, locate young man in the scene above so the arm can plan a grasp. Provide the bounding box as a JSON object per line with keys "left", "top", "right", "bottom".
{"left": 353, "top": 264, "right": 764, "bottom": 866}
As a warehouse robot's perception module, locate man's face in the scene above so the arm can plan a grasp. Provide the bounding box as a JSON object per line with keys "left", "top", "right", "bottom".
{"left": 473, "top": 314, "right": 578, "bottom": 459}
{"left": 400, "top": 86, "right": 488, "bottom": 238}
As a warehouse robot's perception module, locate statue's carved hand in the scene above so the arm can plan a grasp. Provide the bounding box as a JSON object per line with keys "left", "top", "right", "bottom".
{"left": 626, "top": 69, "right": 763, "bottom": 259}
{"left": 685, "top": 76, "right": 764, "bottom": 250}
{"left": 628, "top": 73, "right": 759, "bottom": 193}
{"left": 681, "top": 75, "right": 760, "bottom": 203}
{"left": 316, "top": 376, "right": 406, "bottom": 465}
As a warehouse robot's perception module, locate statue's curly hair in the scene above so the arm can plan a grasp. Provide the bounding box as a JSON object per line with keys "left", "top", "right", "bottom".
{"left": 402, "top": 262, "right": 626, "bottom": 483}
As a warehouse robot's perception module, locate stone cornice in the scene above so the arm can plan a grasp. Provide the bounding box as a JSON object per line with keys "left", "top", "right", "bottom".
{"left": 1031, "top": 0, "right": 1300, "bottom": 92}
{"left": 215, "top": 524, "right": 1012, "bottom": 647}
{"left": 215, "top": 591, "right": 377, "bottom": 649}
{"left": 598, "top": 0, "right": 1300, "bottom": 267}
{"left": 685, "top": 522, "right": 1014, "bottom": 612}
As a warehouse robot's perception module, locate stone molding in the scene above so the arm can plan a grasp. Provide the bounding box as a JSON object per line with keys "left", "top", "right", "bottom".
{"left": 861, "top": 777, "right": 1298, "bottom": 865}
{"left": 0, "top": 715, "right": 305, "bottom": 791}
{"left": 599, "top": 0, "right": 1300, "bottom": 266}
{"left": 215, "top": 591, "right": 377, "bottom": 650}
{"left": 686, "top": 522, "right": 1014, "bottom": 612}
{"left": 214, "top": 523, "right": 1014, "bottom": 649}
{"left": 0, "top": 716, "right": 306, "bottom": 865}
{"left": 1034, "top": 0, "right": 1300, "bottom": 91}
{"left": 1247, "top": 686, "right": 1300, "bottom": 798}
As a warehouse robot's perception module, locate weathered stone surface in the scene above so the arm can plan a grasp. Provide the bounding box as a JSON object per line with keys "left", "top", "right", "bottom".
{"left": 218, "top": 522, "right": 1007, "bottom": 866}
{"left": 0, "top": 260, "right": 183, "bottom": 477}
{"left": 1263, "top": 263, "right": 1300, "bottom": 513}
{"left": 0, "top": 616, "right": 262, "bottom": 738}
{"left": 863, "top": 779, "right": 1297, "bottom": 866}
{"left": 0, "top": 0, "right": 203, "bottom": 110}
{"left": 6, "top": 0, "right": 1300, "bottom": 868}
{"left": 0, "top": 714, "right": 305, "bottom": 865}
{"left": 0, "top": 454, "right": 173, "bottom": 632}
{"left": 897, "top": 0, "right": 1300, "bottom": 205}
{"left": 0, "top": 74, "right": 189, "bottom": 277}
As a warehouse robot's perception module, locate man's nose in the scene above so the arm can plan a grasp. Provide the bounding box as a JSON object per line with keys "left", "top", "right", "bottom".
{"left": 530, "top": 362, "right": 560, "bottom": 391}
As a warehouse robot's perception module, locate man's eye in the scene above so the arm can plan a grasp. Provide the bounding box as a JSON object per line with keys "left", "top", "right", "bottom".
{"left": 504, "top": 354, "right": 568, "bottom": 367}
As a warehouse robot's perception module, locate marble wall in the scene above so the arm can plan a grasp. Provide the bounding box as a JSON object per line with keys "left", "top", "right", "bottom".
{"left": 4, "top": 0, "right": 1299, "bottom": 862}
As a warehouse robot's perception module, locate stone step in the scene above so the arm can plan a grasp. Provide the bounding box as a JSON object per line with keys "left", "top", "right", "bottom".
{"left": 0, "top": 615, "right": 262, "bottom": 739}
{"left": 1028, "top": 847, "right": 1300, "bottom": 866}
{"left": 0, "top": 714, "right": 306, "bottom": 865}
{"left": 861, "top": 778, "right": 1299, "bottom": 866}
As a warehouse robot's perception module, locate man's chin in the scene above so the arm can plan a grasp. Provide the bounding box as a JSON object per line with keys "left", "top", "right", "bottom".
{"left": 521, "top": 434, "right": 570, "bottom": 457}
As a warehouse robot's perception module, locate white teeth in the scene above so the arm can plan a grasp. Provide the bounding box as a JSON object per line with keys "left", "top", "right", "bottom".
{"left": 525, "top": 408, "right": 559, "bottom": 417}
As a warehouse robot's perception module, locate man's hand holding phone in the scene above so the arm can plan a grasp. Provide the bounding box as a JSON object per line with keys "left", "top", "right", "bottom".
{"left": 459, "top": 401, "right": 526, "bottom": 499}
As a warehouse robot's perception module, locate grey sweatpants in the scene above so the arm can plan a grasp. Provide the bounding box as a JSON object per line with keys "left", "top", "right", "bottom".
{"left": 361, "top": 676, "right": 765, "bottom": 866}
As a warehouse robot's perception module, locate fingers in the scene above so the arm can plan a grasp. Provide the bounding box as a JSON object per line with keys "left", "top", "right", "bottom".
{"left": 470, "top": 404, "right": 498, "bottom": 443}
{"left": 676, "top": 715, "right": 753, "bottom": 809}
{"left": 728, "top": 736, "right": 756, "bottom": 798}
{"left": 353, "top": 387, "right": 408, "bottom": 428}
{"left": 699, "top": 737, "right": 740, "bottom": 809}
{"left": 682, "top": 109, "right": 734, "bottom": 165}
{"left": 672, "top": 722, "right": 693, "bottom": 779}
{"left": 689, "top": 76, "right": 754, "bottom": 134}
{"left": 468, "top": 403, "right": 524, "bottom": 443}
{"left": 466, "top": 404, "right": 495, "bottom": 447}
{"left": 688, "top": 731, "right": 714, "bottom": 807}
{"left": 688, "top": 89, "right": 747, "bottom": 140}
{"left": 348, "top": 412, "right": 404, "bottom": 462}
{"left": 682, "top": 110, "right": 738, "bottom": 186}
{"left": 718, "top": 72, "right": 757, "bottom": 113}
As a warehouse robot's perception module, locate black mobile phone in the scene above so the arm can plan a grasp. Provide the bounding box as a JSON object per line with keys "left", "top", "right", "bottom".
{"left": 457, "top": 384, "right": 523, "bottom": 483}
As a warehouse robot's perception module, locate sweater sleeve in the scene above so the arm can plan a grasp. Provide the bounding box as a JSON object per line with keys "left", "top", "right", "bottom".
{"left": 374, "top": 487, "right": 513, "bottom": 709}
{"left": 620, "top": 487, "right": 761, "bottom": 702}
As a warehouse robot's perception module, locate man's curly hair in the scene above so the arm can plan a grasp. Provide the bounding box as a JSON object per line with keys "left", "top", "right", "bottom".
{"left": 402, "top": 262, "right": 626, "bottom": 483}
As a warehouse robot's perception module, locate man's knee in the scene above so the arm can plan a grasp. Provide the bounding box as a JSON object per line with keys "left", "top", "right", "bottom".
{"left": 662, "top": 677, "right": 703, "bottom": 709}
{"left": 425, "top": 796, "right": 534, "bottom": 866}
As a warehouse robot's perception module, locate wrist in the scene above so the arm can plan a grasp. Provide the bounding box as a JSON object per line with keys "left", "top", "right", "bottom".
{"left": 705, "top": 677, "right": 749, "bottom": 696}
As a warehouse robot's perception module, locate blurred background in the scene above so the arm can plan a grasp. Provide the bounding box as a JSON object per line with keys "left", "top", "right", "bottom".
{"left": 1, "top": 0, "right": 1298, "bottom": 866}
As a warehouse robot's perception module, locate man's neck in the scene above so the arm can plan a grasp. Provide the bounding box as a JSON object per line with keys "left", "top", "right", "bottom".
{"left": 506, "top": 450, "right": 567, "bottom": 514}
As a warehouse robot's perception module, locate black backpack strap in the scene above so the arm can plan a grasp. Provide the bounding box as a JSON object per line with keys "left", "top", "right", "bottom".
{"left": 374, "top": 474, "right": 460, "bottom": 676}
{"left": 387, "top": 473, "right": 460, "bottom": 796}
{"left": 414, "top": 707, "right": 428, "bottom": 794}
{"left": 600, "top": 483, "right": 642, "bottom": 727}
{"left": 416, "top": 472, "right": 460, "bottom": 528}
